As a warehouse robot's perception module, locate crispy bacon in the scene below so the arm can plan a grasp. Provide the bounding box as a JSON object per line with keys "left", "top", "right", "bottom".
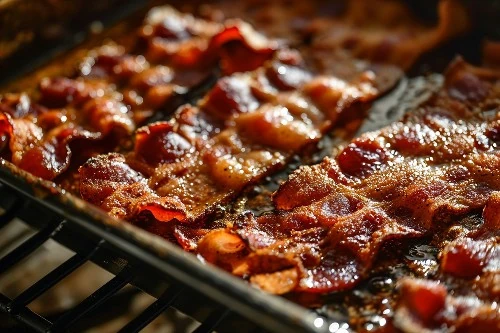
{"left": 0, "top": 97, "right": 107, "bottom": 180}
{"left": 199, "top": 59, "right": 500, "bottom": 295}
{"left": 141, "top": 6, "right": 278, "bottom": 74}
{"left": 208, "top": 23, "right": 279, "bottom": 75}
{"left": 78, "top": 7, "right": 282, "bottom": 122}
{"left": 438, "top": 192, "right": 499, "bottom": 304}
{"left": 80, "top": 49, "right": 401, "bottom": 224}
{"left": 0, "top": 77, "right": 138, "bottom": 179}
{"left": 4, "top": 3, "right": 498, "bottom": 328}
{"left": 140, "top": 5, "right": 223, "bottom": 66}
{"left": 441, "top": 237, "right": 498, "bottom": 279}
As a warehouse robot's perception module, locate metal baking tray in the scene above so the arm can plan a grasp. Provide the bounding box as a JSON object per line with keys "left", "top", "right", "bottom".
{"left": 0, "top": 0, "right": 488, "bottom": 332}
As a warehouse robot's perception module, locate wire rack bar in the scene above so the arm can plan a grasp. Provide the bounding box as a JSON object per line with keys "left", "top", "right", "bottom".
{"left": 49, "top": 266, "right": 133, "bottom": 332}
{"left": 9, "top": 250, "right": 95, "bottom": 311}
{"left": 0, "top": 196, "right": 24, "bottom": 227}
{"left": 0, "top": 293, "right": 52, "bottom": 332}
{"left": 0, "top": 221, "right": 63, "bottom": 273}
{"left": 193, "top": 307, "right": 231, "bottom": 333}
{"left": 117, "top": 285, "right": 184, "bottom": 333}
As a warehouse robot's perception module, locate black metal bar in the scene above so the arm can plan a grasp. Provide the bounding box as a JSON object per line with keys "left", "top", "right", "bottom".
{"left": 9, "top": 246, "right": 98, "bottom": 311}
{"left": 0, "top": 195, "right": 24, "bottom": 227}
{"left": 0, "top": 294, "right": 52, "bottom": 332}
{"left": 0, "top": 221, "right": 63, "bottom": 274}
{"left": 117, "top": 285, "right": 184, "bottom": 333}
{"left": 49, "top": 266, "right": 133, "bottom": 332}
{"left": 192, "top": 307, "right": 231, "bottom": 333}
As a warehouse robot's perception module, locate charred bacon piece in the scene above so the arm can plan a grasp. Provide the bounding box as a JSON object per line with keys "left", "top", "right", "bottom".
{"left": 196, "top": 58, "right": 499, "bottom": 296}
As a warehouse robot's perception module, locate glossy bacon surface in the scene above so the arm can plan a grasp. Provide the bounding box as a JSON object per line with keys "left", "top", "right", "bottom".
{"left": 395, "top": 276, "right": 500, "bottom": 332}
{"left": 0, "top": 91, "right": 122, "bottom": 180}
{"left": 194, "top": 59, "right": 500, "bottom": 298}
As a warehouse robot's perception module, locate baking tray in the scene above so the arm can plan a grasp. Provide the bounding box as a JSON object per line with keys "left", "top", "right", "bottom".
{"left": 0, "top": 0, "right": 489, "bottom": 332}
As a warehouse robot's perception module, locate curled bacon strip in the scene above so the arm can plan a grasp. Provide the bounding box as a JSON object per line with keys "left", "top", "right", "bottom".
{"left": 201, "top": 59, "right": 500, "bottom": 295}
{"left": 0, "top": 96, "right": 108, "bottom": 180}
{"left": 0, "top": 79, "right": 136, "bottom": 180}
{"left": 79, "top": 153, "right": 186, "bottom": 222}
{"left": 208, "top": 22, "right": 280, "bottom": 75}
{"left": 17, "top": 127, "right": 102, "bottom": 180}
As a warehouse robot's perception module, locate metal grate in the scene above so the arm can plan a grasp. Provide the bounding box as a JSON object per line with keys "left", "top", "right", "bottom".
{"left": 0, "top": 181, "right": 259, "bottom": 333}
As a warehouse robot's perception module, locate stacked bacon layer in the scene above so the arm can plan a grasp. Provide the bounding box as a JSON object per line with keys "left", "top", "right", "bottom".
{"left": 190, "top": 59, "right": 499, "bottom": 302}
{"left": 0, "top": 6, "right": 283, "bottom": 182}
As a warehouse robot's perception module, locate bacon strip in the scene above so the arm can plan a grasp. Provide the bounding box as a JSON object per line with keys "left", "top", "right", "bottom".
{"left": 209, "top": 0, "right": 471, "bottom": 72}
{"left": 198, "top": 59, "right": 500, "bottom": 295}
{"left": 141, "top": 6, "right": 279, "bottom": 73}
{"left": 79, "top": 48, "right": 401, "bottom": 224}
{"left": 0, "top": 95, "right": 106, "bottom": 180}
{"left": 79, "top": 153, "right": 186, "bottom": 221}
